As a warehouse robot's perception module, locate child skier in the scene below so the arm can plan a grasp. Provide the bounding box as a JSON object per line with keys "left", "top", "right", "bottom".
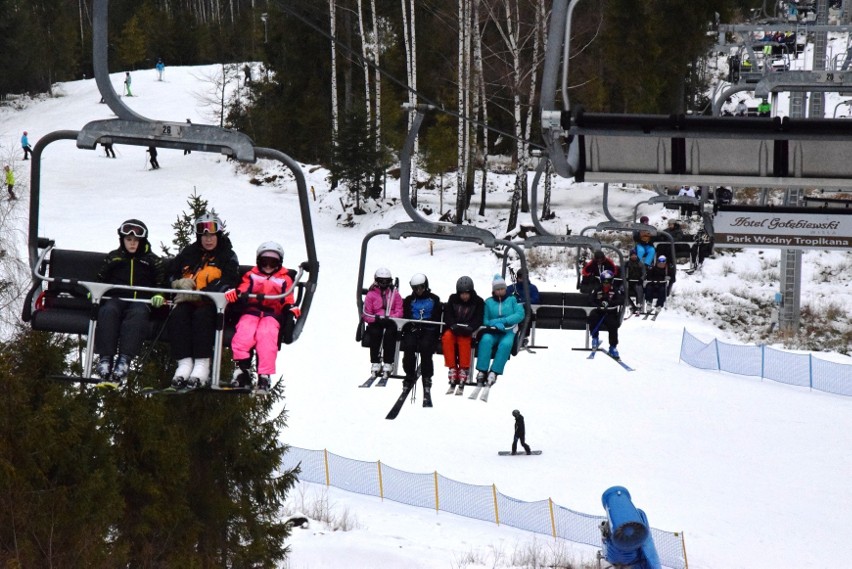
{"left": 400, "top": 273, "right": 442, "bottom": 407}
{"left": 362, "top": 267, "right": 403, "bottom": 379}
{"left": 225, "top": 241, "right": 295, "bottom": 392}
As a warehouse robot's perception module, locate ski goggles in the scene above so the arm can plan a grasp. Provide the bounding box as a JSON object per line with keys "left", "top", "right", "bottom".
{"left": 196, "top": 220, "right": 220, "bottom": 235}
{"left": 119, "top": 222, "right": 147, "bottom": 238}
{"left": 375, "top": 277, "right": 392, "bottom": 287}
{"left": 259, "top": 257, "right": 280, "bottom": 268}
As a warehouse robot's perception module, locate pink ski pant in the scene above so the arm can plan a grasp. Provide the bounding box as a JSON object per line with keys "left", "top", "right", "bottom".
{"left": 231, "top": 314, "right": 280, "bottom": 374}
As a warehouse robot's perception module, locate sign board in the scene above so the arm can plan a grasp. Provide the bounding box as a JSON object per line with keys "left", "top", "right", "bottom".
{"left": 714, "top": 208, "right": 852, "bottom": 250}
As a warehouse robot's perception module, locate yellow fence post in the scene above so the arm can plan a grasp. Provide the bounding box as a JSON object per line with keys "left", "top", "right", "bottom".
{"left": 548, "top": 497, "right": 557, "bottom": 538}
{"left": 323, "top": 448, "right": 330, "bottom": 487}
{"left": 377, "top": 460, "right": 384, "bottom": 501}
{"left": 492, "top": 484, "right": 500, "bottom": 526}
{"left": 434, "top": 471, "right": 440, "bottom": 513}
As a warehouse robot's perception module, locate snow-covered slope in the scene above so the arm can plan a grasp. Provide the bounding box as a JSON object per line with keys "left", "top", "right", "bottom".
{"left": 1, "top": 66, "right": 851, "bottom": 569}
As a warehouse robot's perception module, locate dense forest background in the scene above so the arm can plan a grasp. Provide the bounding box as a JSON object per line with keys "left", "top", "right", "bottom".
{"left": 2, "top": 0, "right": 761, "bottom": 167}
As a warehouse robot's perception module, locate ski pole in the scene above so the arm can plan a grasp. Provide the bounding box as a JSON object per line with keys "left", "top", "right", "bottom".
{"left": 591, "top": 312, "right": 607, "bottom": 336}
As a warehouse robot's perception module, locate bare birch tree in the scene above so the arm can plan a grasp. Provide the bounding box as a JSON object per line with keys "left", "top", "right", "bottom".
{"left": 329, "top": 0, "right": 340, "bottom": 188}
{"left": 473, "top": 0, "right": 490, "bottom": 217}
{"left": 485, "top": 0, "right": 545, "bottom": 232}
{"left": 356, "top": 0, "right": 373, "bottom": 128}
{"left": 455, "top": 0, "right": 472, "bottom": 222}
{"left": 370, "top": 0, "right": 382, "bottom": 158}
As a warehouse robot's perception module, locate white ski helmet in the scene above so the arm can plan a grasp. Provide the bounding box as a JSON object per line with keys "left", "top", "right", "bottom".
{"left": 256, "top": 241, "right": 284, "bottom": 265}
{"left": 194, "top": 212, "right": 224, "bottom": 235}
{"left": 374, "top": 267, "right": 392, "bottom": 288}
{"left": 409, "top": 273, "right": 428, "bottom": 289}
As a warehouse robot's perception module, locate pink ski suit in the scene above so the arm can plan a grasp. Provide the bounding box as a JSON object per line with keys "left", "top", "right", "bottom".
{"left": 231, "top": 266, "right": 295, "bottom": 374}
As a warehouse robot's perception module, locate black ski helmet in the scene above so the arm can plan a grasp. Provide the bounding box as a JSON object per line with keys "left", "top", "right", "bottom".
{"left": 456, "top": 276, "right": 474, "bottom": 293}
{"left": 593, "top": 249, "right": 605, "bottom": 261}
{"left": 117, "top": 219, "right": 149, "bottom": 252}
{"left": 512, "top": 409, "right": 520, "bottom": 417}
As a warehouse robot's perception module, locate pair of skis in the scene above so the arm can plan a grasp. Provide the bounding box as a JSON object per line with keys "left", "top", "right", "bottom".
{"left": 587, "top": 348, "right": 634, "bottom": 371}
{"left": 466, "top": 382, "right": 494, "bottom": 402}
{"left": 50, "top": 375, "right": 121, "bottom": 390}
{"left": 141, "top": 384, "right": 261, "bottom": 396}
{"left": 359, "top": 372, "right": 391, "bottom": 388}
{"left": 386, "top": 383, "right": 434, "bottom": 420}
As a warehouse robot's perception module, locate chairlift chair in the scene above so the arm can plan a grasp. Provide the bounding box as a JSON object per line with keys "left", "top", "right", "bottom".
{"left": 541, "top": 0, "right": 852, "bottom": 191}
{"left": 20, "top": 0, "right": 319, "bottom": 387}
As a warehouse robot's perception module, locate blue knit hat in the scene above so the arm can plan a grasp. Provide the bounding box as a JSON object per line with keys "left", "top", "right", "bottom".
{"left": 492, "top": 274, "right": 507, "bottom": 291}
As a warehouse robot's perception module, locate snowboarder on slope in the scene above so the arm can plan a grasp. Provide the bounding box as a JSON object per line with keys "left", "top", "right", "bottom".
{"left": 512, "top": 409, "right": 532, "bottom": 455}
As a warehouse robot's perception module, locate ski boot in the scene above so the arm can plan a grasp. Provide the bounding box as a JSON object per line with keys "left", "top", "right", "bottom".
{"left": 112, "top": 354, "right": 131, "bottom": 382}
{"left": 257, "top": 375, "right": 271, "bottom": 392}
{"left": 591, "top": 336, "right": 600, "bottom": 350}
{"left": 171, "top": 357, "right": 193, "bottom": 389}
{"left": 378, "top": 363, "right": 392, "bottom": 386}
{"left": 487, "top": 371, "right": 498, "bottom": 386}
{"left": 458, "top": 368, "right": 469, "bottom": 384}
{"left": 228, "top": 359, "right": 252, "bottom": 388}
{"left": 188, "top": 358, "right": 210, "bottom": 389}
{"left": 423, "top": 387, "right": 433, "bottom": 408}
{"left": 608, "top": 346, "right": 620, "bottom": 359}
{"left": 446, "top": 368, "right": 458, "bottom": 394}
{"left": 96, "top": 355, "right": 113, "bottom": 379}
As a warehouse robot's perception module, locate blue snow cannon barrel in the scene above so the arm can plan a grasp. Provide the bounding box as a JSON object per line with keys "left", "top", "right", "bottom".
{"left": 600, "top": 486, "right": 661, "bottom": 569}
{"left": 602, "top": 486, "right": 649, "bottom": 550}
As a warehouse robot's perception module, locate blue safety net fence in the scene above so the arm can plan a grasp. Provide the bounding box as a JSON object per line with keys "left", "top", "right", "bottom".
{"left": 679, "top": 329, "right": 852, "bottom": 396}
{"left": 281, "top": 447, "right": 686, "bottom": 569}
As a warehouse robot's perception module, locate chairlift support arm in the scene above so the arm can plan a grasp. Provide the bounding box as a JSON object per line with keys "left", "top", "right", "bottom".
{"left": 540, "top": 0, "right": 852, "bottom": 189}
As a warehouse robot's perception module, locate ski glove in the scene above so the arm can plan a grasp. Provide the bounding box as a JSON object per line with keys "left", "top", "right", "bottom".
{"left": 493, "top": 321, "right": 505, "bottom": 331}
{"left": 600, "top": 300, "right": 609, "bottom": 308}
{"left": 150, "top": 294, "right": 165, "bottom": 308}
{"left": 225, "top": 289, "right": 239, "bottom": 303}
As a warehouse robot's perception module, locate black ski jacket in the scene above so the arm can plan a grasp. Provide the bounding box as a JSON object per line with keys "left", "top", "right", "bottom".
{"left": 98, "top": 243, "right": 165, "bottom": 299}
{"left": 443, "top": 291, "right": 484, "bottom": 337}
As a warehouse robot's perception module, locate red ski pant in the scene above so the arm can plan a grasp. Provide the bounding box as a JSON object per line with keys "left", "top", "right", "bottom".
{"left": 442, "top": 330, "right": 472, "bottom": 369}
{"left": 231, "top": 314, "right": 280, "bottom": 374}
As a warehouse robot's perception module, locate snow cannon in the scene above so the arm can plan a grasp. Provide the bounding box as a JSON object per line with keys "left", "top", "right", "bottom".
{"left": 598, "top": 486, "right": 661, "bottom": 569}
